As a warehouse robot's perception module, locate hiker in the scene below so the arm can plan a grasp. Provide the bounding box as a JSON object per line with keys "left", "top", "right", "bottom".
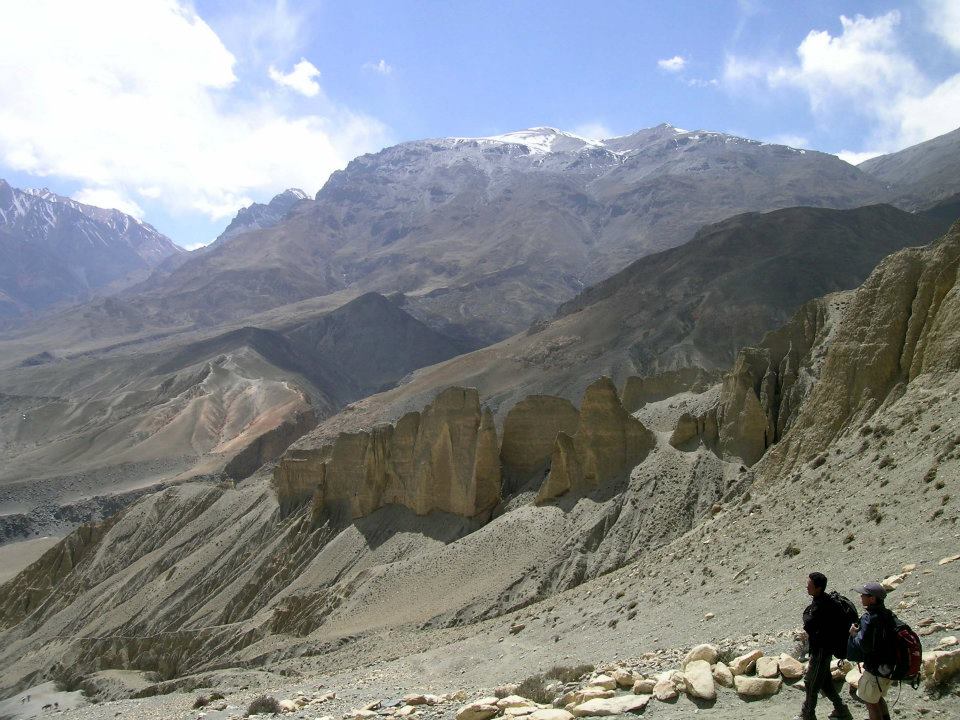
{"left": 797, "top": 572, "right": 852, "bottom": 720}
{"left": 847, "top": 582, "right": 892, "bottom": 720}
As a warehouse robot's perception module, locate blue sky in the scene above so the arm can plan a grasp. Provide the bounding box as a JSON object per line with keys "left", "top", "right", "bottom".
{"left": 0, "top": 1, "right": 958, "bottom": 249}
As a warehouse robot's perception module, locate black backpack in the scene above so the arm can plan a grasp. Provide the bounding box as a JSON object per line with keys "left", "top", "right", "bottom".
{"left": 829, "top": 591, "right": 860, "bottom": 659}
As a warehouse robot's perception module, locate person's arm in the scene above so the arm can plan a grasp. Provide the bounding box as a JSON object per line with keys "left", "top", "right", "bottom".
{"left": 847, "top": 613, "right": 869, "bottom": 661}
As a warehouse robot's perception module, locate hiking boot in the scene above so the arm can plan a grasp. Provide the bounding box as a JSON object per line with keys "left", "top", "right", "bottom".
{"left": 828, "top": 706, "right": 852, "bottom": 719}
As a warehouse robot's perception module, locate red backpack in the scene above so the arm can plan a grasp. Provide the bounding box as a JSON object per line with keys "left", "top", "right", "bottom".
{"left": 882, "top": 614, "right": 923, "bottom": 686}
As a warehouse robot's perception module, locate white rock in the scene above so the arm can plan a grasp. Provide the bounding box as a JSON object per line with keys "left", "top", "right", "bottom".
{"left": 730, "top": 649, "right": 764, "bottom": 676}
{"left": 845, "top": 666, "right": 862, "bottom": 689}
{"left": 937, "top": 636, "right": 958, "bottom": 648}
{"left": 777, "top": 654, "right": 805, "bottom": 680}
{"left": 712, "top": 662, "right": 734, "bottom": 688}
{"left": 652, "top": 678, "right": 678, "bottom": 702}
{"left": 570, "top": 695, "right": 650, "bottom": 717}
{"left": 611, "top": 669, "right": 636, "bottom": 689}
{"left": 756, "top": 656, "right": 779, "bottom": 678}
{"left": 456, "top": 702, "right": 500, "bottom": 720}
{"left": 733, "top": 676, "right": 781, "bottom": 697}
{"left": 631, "top": 678, "right": 655, "bottom": 695}
{"left": 589, "top": 675, "right": 617, "bottom": 691}
{"left": 922, "top": 648, "right": 960, "bottom": 686}
{"left": 278, "top": 700, "right": 298, "bottom": 713}
{"left": 682, "top": 643, "right": 719, "bottom": 668}
{"left": 528, "top": 710, "right": 574, "bottom": 720}
{"left": 496, "top": 696, "right": 535, "bottom": 709}
{"left": 683, "top": 660, "right": 717, "bottom": 701}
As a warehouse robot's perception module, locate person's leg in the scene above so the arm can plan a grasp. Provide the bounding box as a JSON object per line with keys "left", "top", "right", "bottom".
{"left": 864, "top": 701, "right": 883, "bottom": 720}
{"left": 878, "top": 696, "right": 890, "bottom": 720}
{"left": 801, "top": 649, "right": 827, "bottom": 717}
{"left": 821, "top": 669, "right": 849, "bottom": 718}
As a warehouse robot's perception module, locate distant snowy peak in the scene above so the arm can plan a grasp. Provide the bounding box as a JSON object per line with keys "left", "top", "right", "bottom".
{"left": 211, "top": 188, "right": 309, "bottom": 248}
{"left": 0, "top": 179, "right": 180, "bottom": 263}
{"left": 477, "top": 127, "right": 607, "bottom": 154}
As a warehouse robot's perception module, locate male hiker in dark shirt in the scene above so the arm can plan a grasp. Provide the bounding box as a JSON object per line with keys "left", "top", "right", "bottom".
{"left": 798, "top": 572, "right": 851, "bottom": 720}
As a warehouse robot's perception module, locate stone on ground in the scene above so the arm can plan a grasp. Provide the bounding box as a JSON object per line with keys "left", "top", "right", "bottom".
{"left": 570, "top": 695, "right": 650, "bottom": 717}
{"left": 456, "top": 700, "right": 500, "bottom": 720}
{"left": 683, "top": 660, "right": 717, "bottom": 701}
{"left": 712, "top": 662, "right": 734, "bottom": 688}
{"left": 730, "top": 649, "right": 764, "bottom": 676}
{"left": 778, "top": 654, "right": 805, "bottom": 679}
{"left": 733, "top": 676, "right": 782, "bottom": 698}
{"left": 631, "top": 678, "right": 655, "bottom": 695}
{"left": 756, "top": 656, "right": 779, "bottom": 678}
{"left": 682, "top": 643, "right": 719, "bottom": 668}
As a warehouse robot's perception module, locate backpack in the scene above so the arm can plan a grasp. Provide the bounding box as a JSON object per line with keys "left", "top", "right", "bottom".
{"left": 877, "top": 613, "right": 923, "bottom": 686}
{"left": 829, "top": 591, "right": 861, "bottom": 659}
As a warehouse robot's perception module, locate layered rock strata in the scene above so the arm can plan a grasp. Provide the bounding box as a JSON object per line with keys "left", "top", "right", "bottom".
{"left": 274, "top": 387, "right": 501, "bottom": 521}
{"left": 537, "top": 378, "right": 655, "bottom": 502}
{"left": 759, "top": 222, "right": 960, "bottom": 480}
{"left": 621, "top": 368, "right": 722, "bottom": 412}
{"left": 499, "top": 395, "right": 580, "bottom": 493}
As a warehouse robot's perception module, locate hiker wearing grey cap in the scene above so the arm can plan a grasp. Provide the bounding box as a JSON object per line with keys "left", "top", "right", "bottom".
{"left": 847, "top": 582, "right": 892, "bottom": 720}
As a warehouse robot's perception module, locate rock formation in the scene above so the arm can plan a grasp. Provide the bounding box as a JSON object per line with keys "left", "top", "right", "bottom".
{"left": 669, "top": 297, "right": 832, "bottom": 465}
{"left": 621, "top": 368, "right": 721, "bottom": 412}
{"left": 273, "top": 388, "right": 502, "bottom": 521}
{"left": 759, "top": 222, "right": 960, "bottom": 480}
{"left": 537, "top": 378, "right": 655, "bottom": 502}
{"left": 499, "top": 395, "right": 580, "bottom": 493}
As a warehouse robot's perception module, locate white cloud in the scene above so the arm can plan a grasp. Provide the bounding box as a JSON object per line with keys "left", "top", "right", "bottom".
{"left": 0, "top": 1, "right": 389, "bottom": 223}
{"left": 685, "top": 77, "right": 719, "bottom": 88}
{"left": 73, "top": 188, "right": 144, "bottom": 219}
{"left": 363, "top": 59, "right": 394, "bottom": 75}
{"left": 723, "top": 11, "right": 960, "bottom": 153}
{"left": 923, "top": 0, "right": 960, "bottom": 53}
{"left": 657, "top": 55, "right": 687, "bottom": 72}
{"left": 268, "top": 58, "right": 321, "bottom": 96}
{"left": 835, "top": 149, "right": 884, "bottom": 165}
{"left": 571, "top": 122, "right": 613, "bottom": 140}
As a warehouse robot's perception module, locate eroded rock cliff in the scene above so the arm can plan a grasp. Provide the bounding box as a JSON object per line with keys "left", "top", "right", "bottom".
{"left": 274, "top": 388, "right": 502, "bottom": 521}
{"left": 500, "top": 395, "right": 580, "bottom": 493}
{"left": 537, "top": 378, "right": 655, "bottom": 502}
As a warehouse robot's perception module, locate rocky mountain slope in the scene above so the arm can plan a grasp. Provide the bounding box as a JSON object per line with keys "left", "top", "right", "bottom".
{"left": 0, "top": 293, "right": 465, "bottom": 542}
{"left": 859, "top": 126, "right": 960, "bottom": 208}
{"left": 0, "top": 181, "right": 183, "bottom": 318}
{"left": 208, "top": 189, "right": 309, "bottom": 249}
{"left": 0, "top": 221, "right": 956, "bottom": 710}
{"left": 296, "top": 203, "right": 951, "bottom": 443}
{"left": 26, "top": 125, "right": 890, "bottom": 348}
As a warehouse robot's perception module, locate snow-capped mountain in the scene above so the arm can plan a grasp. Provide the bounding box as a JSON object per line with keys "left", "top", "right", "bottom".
{"left": 0, "top": 180, "right": 182, "bottom": 317}
{"left": 210, "top": 188, "right": 309, "bottom": 248}
{"left": 134, "top": 123, "right": 888, "bottom": 345}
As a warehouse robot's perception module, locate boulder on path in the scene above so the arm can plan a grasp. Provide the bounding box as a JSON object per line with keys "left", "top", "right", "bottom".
{"left": 529, "top": 711, "right": 574, "bottom": 720}
{"left": 611, "top": 669, "right": 636, "bottom": 689}
{"left": 631, "top": 678, "right": 655, "bottom": 695}
{"left": 923, "top": 649, "right": 960, "bottom": 687}
{"left": 589, "top": 675, "right": 617, "bottom": 691}
{"left": 497, "top": 696, "right": 536, "bottom": 709}
{"left": 652, "top": 677, "right": 678, "bottom": 702}
{"left": 755, "top": 656, "right": 779, "bottom": 678}
{"left": 778, "top": 654, "right": 805, "bottom": 679}
{"left": 278, "top": 699, "right": 299, "bottom": 713}
{"left": 683, "top": 660, "right": 717, "bottom": 701}
{"left": 730, "top": 649, "right": 764, "bottom": 676}
{"left": 712, "top": 662, "right": 734, "bottom": 688}
{"left": 734, "top": 676, "right": 782, "bottom": 698}
{"left": 570, "top": 695, "right": 650, "bottom": 717}
{"left": 456, "top": 700, "right": 500, "bottom": 720}
{"left": 682, "top": 644, "right": 720, "bottom": 668}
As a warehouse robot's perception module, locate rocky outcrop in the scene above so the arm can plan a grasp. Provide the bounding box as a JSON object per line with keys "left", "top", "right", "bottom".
{"left": 669, "top": 297, "right": 832, "bottom": 465}
{"left": 500, "top": 395, "right": 579, "bottom": 493}
{"left": 622, "top": 368, "right": 721, "bottom": 412}
{"left": 273, "top": 388, "right": 501, "bottom": 521}
{"left": 537, "top": 378, "right": 655, "bottom": 502}
{"left": 224, "top": 409, "right": 317, "bottom": 480}
{"left": 759, "top": 223, "right": 960, "bottom": 480}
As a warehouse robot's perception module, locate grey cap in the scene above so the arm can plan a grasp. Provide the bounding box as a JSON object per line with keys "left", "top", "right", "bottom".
{"left": 853, "top": 581, "right": 887, "bottom": 600}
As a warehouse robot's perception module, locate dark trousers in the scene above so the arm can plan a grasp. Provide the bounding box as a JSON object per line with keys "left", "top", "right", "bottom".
{"left": 802, "top": 648, "right": 844, "bottom": 717}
